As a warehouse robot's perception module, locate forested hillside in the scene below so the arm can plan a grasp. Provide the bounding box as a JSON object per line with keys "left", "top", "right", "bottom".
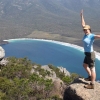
{"left": 0, "top": 0, "right": 100, "bottom": 51}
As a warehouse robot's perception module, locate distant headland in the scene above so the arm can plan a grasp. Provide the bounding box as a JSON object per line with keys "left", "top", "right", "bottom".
{"left": 0, "top": 40, "right": 9, "bottom": 45}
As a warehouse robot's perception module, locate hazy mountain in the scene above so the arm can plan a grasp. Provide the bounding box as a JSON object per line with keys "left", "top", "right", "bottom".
{"left": 0, "top": 0, "right": 100, "bottom": 44}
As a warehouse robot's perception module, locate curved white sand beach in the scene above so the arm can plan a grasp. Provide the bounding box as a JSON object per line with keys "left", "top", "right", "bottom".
{"left": 4, "top": 38, "right": 100, "bottom": 61}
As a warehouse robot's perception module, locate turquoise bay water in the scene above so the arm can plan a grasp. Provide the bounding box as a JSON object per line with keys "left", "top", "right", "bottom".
{"left": 1, "top": 39, "right": 100, "bottom": 80}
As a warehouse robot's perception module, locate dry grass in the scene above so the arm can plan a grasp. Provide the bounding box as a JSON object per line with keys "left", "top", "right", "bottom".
{"left": 26, "top": 30, "right": 80, "bottom": 43}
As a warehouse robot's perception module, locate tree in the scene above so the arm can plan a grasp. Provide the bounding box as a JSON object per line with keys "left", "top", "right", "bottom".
{"left": 0, "top": 57, "right": 32, "bottom": 79}
{"left": 7, "top": 78, "right": 31, "bottom": 100}
{"left": 44, "top": 79, "right": 53, "bottom": 99}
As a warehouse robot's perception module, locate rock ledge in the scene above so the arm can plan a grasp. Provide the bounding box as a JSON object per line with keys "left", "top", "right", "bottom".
{"left": 63, "top": 78, "right": 100, "bottom": 100}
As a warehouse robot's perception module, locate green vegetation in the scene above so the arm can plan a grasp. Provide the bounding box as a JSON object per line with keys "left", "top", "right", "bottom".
{"left": 0, "top": 57, "right": 80, "bottom": 100}
{"left": 48, "top": 64, "right": 65, "bottom": 79}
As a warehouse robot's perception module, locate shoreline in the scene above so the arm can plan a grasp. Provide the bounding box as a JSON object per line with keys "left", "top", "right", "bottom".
{"left": 0, "top": 40, "right": 9, "bottom": 45}
{"left": 4, "top": 38, "right": 100, "bottom": 60}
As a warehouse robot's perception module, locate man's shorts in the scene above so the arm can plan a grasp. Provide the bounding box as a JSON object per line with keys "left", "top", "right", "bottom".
{"left": 84, "top": 52, "right": 95, "bottom": 68}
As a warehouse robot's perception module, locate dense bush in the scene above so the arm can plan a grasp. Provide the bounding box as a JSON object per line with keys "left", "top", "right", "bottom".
{"left": 48, "top": 64, "right": 65, "bottom": 79}
{"left": 0, "top": 57, "right": 79, "bottom": 100}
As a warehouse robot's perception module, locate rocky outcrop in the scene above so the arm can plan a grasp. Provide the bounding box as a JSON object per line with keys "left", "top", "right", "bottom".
{"left": 58, "top": 66, "right": 70, "bottom": 76}
{"left": 63, "top": 78, "right": 100, "bottom": 100}
{"left": 0, "top": 46, "right": 8, "bottom": 66}
{"left": 31, "top": 65, "right": 70, "bottom": 98}
{"left": 0, "top": 58, "right": 8, "bottom": 66}
{"left": 41, "top": 65, "right": 57, "bottom": 78}
{"left": 52, "top": 79, "right": 66, "bottom": 98}
{"left": 0, "top": 46, "right": 8, "bottom": 68}
{"left": 0, "top": 46, "right": 5, "bottom": 59}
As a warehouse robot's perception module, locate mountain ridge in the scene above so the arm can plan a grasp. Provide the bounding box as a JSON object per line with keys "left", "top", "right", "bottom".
{"left": 0, "top": 0, "right": 100, "bottom": 51}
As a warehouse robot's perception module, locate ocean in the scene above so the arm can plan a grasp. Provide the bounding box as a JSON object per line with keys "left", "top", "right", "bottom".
{"left": 1, "top": 38, "right": 100, "bottom": 80}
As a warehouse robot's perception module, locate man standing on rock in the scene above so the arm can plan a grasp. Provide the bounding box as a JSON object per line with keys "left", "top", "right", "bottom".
{"left": 80, "top": 10, "right": 100, "bottom": 89}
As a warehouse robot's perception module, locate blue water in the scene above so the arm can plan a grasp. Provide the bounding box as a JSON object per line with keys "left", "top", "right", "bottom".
{"left": 1, "top": 39, "right": 100, "bottom": 80}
